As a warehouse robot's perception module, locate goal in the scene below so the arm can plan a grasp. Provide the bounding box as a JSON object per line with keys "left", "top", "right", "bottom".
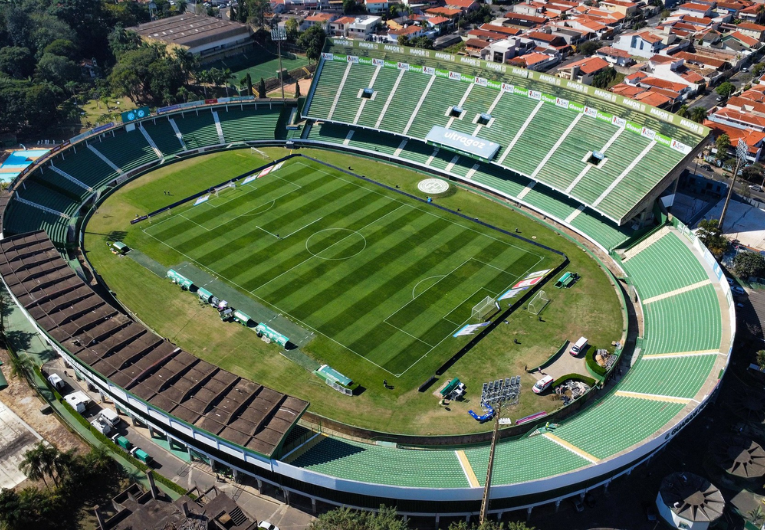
{"left": 251, "top": 147, "right": 269, "bottom": 158}
{"left": 214, "top": 182, "right": 236, "bottom": 198}
{"left": 526, "top": 290, "right": 550, "bottom": 315}
{"left": 472, "top": 296, "right": 498, "bottom": 321}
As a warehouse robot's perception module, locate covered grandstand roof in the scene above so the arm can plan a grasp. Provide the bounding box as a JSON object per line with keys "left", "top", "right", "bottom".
{"left": 0, "top": 231, "right": 308, "bottom": 457}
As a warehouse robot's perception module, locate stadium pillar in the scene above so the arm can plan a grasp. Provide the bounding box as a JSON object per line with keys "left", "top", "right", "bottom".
{"left": 435, "top": 514, "right": 440, "bottom": 526}
{"left": 311, "top": 498, "right": 317, "bottom": 513}
{"left": 256, "top": 478, "right": 263, "bottom": 493}
{"left": 555, "top": 499, "right": 561, "bottom": 512}
{"left": 526, "top": 507, "right": 533, "bottom": 521}
{"left": 284, "top": 490, "right": 291, "bottom": 506}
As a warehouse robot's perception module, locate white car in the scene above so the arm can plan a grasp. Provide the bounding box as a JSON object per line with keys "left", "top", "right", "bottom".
{"left": 259, "top": 522, "right": 280, "bottom": 530}
{"left": 532, "top": 375, "right": 554, "bottom": 394}
{"left": 47, "top": 374, "right": 65, "bottom": 391}
{"left": 750, "top": 185, "right": 762, "bottom": 192}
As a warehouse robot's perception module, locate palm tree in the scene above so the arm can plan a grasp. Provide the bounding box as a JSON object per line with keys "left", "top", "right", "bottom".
{"left": 676, "top": 104, "right": 689, "bottom": 118}
{"left": 690, "top": 106, "right": 707, "bottom": 123}
{"left": 19, "top": 443, "right": 52, "bottom": 489}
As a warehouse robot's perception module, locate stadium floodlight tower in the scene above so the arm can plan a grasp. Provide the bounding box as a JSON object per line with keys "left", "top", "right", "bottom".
{"left": 719, "top": 139, "right": 748, "bottom": 231}
{"left": 271, "top": 26, "right": 287, "bottom": 102}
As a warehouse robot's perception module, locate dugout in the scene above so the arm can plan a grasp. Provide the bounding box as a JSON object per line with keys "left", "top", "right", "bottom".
{"left": 255, "top": 323, "right": 289, "bottom": 347}
{"left": 111, "top": 241, "right": 129, "bottom": 255}
{"left": 233, "top": 310, "right": 251, "bottom": 326}
{"left": 197, "top": 287, "right": 213, "bottom": 303}
{"left": 167, "top": 269, "right": 193, "bottom": 290}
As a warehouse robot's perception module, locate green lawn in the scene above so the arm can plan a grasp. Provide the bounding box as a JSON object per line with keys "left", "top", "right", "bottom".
{"left": 84, "top": 148, "right": 623, "bottom": 435}
{"left": 205, "top": 49, "right": 309, "bottom": 84}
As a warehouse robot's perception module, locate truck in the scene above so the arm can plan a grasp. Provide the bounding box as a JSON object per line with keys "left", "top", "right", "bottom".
{"left": 91, "top": 416, "right": 113, "bottom": 436}
{"left": 98, "top": 408, "right": 120, "bottom": 429}
{"left": 130, "top": 447, "right": 154, "bottom": 465}
{"left": 111, "top": 434, "right": 132, "bottom": 451}
{"left": 63, "top": 391, "right": 92, "bottom": 413}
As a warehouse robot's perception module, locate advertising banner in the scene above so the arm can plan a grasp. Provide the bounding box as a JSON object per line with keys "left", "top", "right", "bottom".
{"left": 424, "top": 126, "right": 500, "bottom": 160}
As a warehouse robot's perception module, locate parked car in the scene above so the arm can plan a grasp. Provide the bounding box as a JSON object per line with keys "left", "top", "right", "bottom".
{"left": 130, "top": 447, "right": 154, "bottom": 465}
{"left": 732, "top": 285, "right": 746, "bottom": 295}
{"left": 98, "top": 408, "right": 120, "bottom": 429}
{"left": 259, "top": 522, "right": 280, "bottom": 530}
{"left": 532, "top": 375, "right": 554, "bottom": 394}
{"left": 570, "top": 337, "right": 588, "bottom": 356}
{"left": 750, "top": 185, "right": 763, "bottom": 192}
{"left": 91, "top": 416, "right": 112, "bottom": 436}
{"left": 47, "top": 374, "right": 65, "bottom": 391}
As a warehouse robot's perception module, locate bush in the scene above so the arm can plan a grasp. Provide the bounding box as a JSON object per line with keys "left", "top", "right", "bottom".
{"left": 552, "top": 373, "right": 597, "bottom": 387}
{"left": 585, "top": 346, "right": 607, "bottom": 376}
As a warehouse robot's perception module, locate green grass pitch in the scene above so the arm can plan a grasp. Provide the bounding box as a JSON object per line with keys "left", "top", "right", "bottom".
{"left": 139, "top": 157, "right": 554, "bottom": 376}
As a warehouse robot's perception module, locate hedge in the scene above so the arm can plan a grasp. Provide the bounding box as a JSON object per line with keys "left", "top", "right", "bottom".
{"left": 552, "top": 373, "right": 597, "bottom": 388}
{"left": 34, "top": 365, "right": 190, "bottom": 498}
{"left": 585, "top": 346, "right": 607, "bottom": 377}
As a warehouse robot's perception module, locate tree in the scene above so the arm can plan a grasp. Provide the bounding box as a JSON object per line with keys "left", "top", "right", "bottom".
{"left": 696, "top": 218, "right": 729, "bottom": 259}
{"left": 248, "top": 0, "right": 272, "bottom": 28}
{"left": 592, "top": 67, "right": 617, "bottom": 88}
{"left": 310, "top": 505, "right": 410, "bottom": 530}
{"left": 690, "top": 106, "right": 707, "bottom": 123}
{"left": 343, "top": 0, "right": 364, "bottom": 14}
{"left": 19, "top": 443, "right": 53, "bottom": 489}
{"left": 743, "top": 162, "right": 764, "bottom": 183}
{"left": 42, "top": 39, "right": 78, "bottom": 61}
{"left": 298, "top": 25, "right": 327, "bottom": 64}
{"left": 715, "top": 134, "right": 731, "bottom": 159}
{"left": 756, "top": 350, "right": 765, "bottom": 370}
{"left": 285, "top": 17, "right": 300, "bottom": 41}
{"left": 734, "top": 251, "right": 765, "bottom": 279}
{"left": 754, "top": 63, "right": 765, "bottom": 77}
{"left": 676, "top": 104, "right": 689, "bottom": 118}
{"left": 716, "top": 81, "right": 735, "bottom": 98}
{"left": 177, "top": 0, "right": 188, "bottom": 13}
{"left": 0, "top": 47, "right": 34, "bottom": 79}
{"left": 35, "top": 53, "right": 80, "bottom": 86}
{"left": 258, "top": 77, "right": 266, "bottom": 98}
{"left": 660, "top": 8, "right": 670, "bottom": 18}
{"left": 577, "top": 40, "right": 602, "bottom": 56}
{"left": 108, "top": 24, "right": 143, "bottom": 59}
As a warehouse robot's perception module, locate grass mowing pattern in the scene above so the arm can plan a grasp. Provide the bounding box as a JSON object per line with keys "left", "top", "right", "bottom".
{"left": 140, "top": 158, "right": 551, "bottom": 376}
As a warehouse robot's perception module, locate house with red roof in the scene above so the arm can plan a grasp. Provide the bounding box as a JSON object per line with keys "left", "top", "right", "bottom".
{"left": 599, "top": 0, "right": 639, "bottom": 16}
{"left": 557, "top": 56, "right": 611, "bottom": 84}
{"left": 704, "top": 119, "right": 765, "bottom": 161}
{"left": 708, "top": 107, "right": 765, "bottom": 131}
{"left": 596, "top": 46, "right": 634, "bottom": 66}
{"left": 301, "top": 12, "right": 337, "bottom": 31}
{"left": 444, "top": 0, "right": 479, "bottom": 12}
{"left": 508, "top": 51, "right": 560, "bottom": 71}
{"left": 425, "top": 6, "right": 462, "bottom": 18}
{"left": 736, "top": 21, "right": 765, "bottom": 40}
{"left": 676, "top": 2, "right": 715, "bottom": 17}
{"left": 503, "top": 13, "right": 548, "bottom": 28}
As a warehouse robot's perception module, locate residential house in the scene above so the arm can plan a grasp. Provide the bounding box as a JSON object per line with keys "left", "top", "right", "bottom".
{"left": 599, "top": 0, "right": 639, "bottom": 16}
{"left": 444, "top": 0, "right": 479, "bottom": 12}
{"left": 508, "top": 51, "right": 560, "bottom": 70}
{"left": 483, "top": 37, "right": 535, "bottom": 62}
{"left": 332, "top": 15, "right": 380, "bottom": 38}
{"left": 425, "top": 7, "right": 463, "bottom": 19}
{"left": 735, "top": 21, "right": 765, "bottom": 40}
{"left": 387, "top": 24, "right": 427, "bottom": 42}
{"left": 613, "top": 30, "right": 666, "bottom": 57}
{"left": 676, "top": 2, "right": 715, "bottom": 17}
{"left": 364, "top": 0, "right": 389, "bottom": 13}
{"left": 503, "top": 13, "right": 548, "bottom": 28}
{"left": 301, "top": 12, "right": 336, "bottom": 31}
{"left": 557, "top": 56, "right": 611, "bottom": 84}
{"left": 596, "top": 46, "right": 634, "bottom": 66}
{"left": 708, "top": 107, "right": 765, "bottom": 131}
{"left": 704, "top": 119, "right": 765, "bottom": 161}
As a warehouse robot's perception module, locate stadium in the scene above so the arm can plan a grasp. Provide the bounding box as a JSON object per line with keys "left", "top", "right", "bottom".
{"left": 0, "top": 37, "right": 736, "bottom": 522}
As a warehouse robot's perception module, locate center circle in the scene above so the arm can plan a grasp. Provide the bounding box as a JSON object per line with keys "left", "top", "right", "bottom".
{"left": 418, "top": 178, "right": 450, "bottom": 195}
{"left": 306, "top": 228, "right": 366, "bottom": 260}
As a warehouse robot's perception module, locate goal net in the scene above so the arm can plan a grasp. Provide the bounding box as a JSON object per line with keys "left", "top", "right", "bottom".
{"left": 527, "top": 290, "right": 550, "bottom": 315}
{"left": 472, "top": 296, "right": 497, "bottom": 321}
{"left": 214, "top": 182, "right": 236, "bottom": 198}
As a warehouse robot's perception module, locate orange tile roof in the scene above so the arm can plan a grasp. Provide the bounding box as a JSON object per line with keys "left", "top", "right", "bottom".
{"left": 678, "top": 2, "right": 711, "bottom": 10}
{"left": 480, "top": 23, "right": 522, "bottom": 35}
{"left": 563, "top": 56, "right": 610, "bottom": 74}
{"left": 333, "top": 16, "right": 356, "bottom": 24}
{"left": 427, "top": 15, "right": 450, "bottom": 24}
{"left": 729, "top": 31, "right": 759, "bottom": 46}
{"left": 611, "top": 84, "right": 646, "bottom": 97}
{"left": 445, "top": 0, "right": 477, "bottom": 7}
{"left": 673, "top": 51, "right": 727, "bottom": 68}
{"left": 597, "top": 45, "right": 631, "bottom": 58}
{"left": 650, "top": 54, "right": 676, "bottom": 64}
{"left": 737, "top": 21, "right": 765, "bottom": 31}
{"left": 306, "top": 13, "right": 334, "bottom": 21}
{"left": 638, "top": 77, "right": 688, "bottom": 92}
{"left": 681, "top": 15, "right": 713, "bottom": 24}
{"left": 703, "top": 119, "right": 765, "bottom": 146}
{"left": 519, "top": 52, "right": 554, "bottom": 65}
{"left": 465, "top": 38, "right": 490, "bottom": 48}
{"left": 681, "top": 70, "right": 705, "bottom": 83}
{"left": 713, "top": 107, "right": 765, "bottom": 127}
{"left": 637, "top": 30, "right": 664, "bottom": 43}
{"left": 626, "top": 71, "right": 648, "bottom": 81}
{"left": 634, "top": 90, "right": 672, "bottom": 107}
{"left": 527, "top": 31, "right": 561, "bottom": 42}
{"left": 504, "top": 13, "right": 548, "bottom": 23}
{"left": 425, "top": 6, "right": 461, "bottom": 16}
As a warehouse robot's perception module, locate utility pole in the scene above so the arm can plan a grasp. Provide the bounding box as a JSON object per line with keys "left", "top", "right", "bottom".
{"left": 271, "top": 27, "right": 287, "bottom": 101}
{"left": 479, "top": 401, "right": 501, "bottom": 525}
{"left": 719, "top": 139, "right": 748, "bottom": 231}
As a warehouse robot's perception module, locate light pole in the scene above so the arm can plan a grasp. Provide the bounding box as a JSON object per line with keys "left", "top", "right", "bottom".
{"left": 479, "top": 401, "right": 501, "bottom": 525}
{"left": 719, "top": 139, "right": 748, "bottom": 231}
{"left": 271, "top": 26, "right": 287, "bottom": 101}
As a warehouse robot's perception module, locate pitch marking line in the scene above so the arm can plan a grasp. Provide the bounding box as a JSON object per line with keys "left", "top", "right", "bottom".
{"left": 614, "top": 391, "right": 692, "bottom": 404}
{"left": 412, "top": 275, "right": 446, "bottom": 299}
{"left": 292, "top": 161, "right": 548, "bottom": 264}
{"left": 144, "top": 159, "right": 552, "bottom": 377}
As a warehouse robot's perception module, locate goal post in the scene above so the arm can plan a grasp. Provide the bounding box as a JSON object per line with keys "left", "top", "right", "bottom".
{"left": 251, "top": 147, "right": 269, "bottom": 158}
{"left": 527, "top": 290, "right": 550, "bottom": 315}
{"left": 214, "top": 182, "right": 236, "bottom": 198}
{"left": 472, "top": 296, "right": 498, "bottom": 321}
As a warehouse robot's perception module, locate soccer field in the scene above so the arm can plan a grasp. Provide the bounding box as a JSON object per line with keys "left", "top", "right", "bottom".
{"left": 140, "top": 157, "right": 554, "bottom": 376}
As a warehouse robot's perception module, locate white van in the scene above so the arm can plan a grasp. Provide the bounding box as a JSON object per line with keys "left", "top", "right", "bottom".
{"left": 98, "top": 408, "right": 120, "bottom": 429}
{"left": 570, "top": 337, "right": 588, "bottom": 356}
{"left": 91, "top": 416, "right": 112, "bottom": 436}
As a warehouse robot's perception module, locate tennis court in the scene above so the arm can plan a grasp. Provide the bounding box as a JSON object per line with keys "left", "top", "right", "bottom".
{"left": 205, "top": 47, "right": 309, "bottom": 83}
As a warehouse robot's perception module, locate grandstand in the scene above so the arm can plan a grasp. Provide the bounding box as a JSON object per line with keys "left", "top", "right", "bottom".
{"left": 304, "top": 43, "right": 708, "bottom": 227}
{"left": 0, "top": 52, "right": 734, "bottom": 518}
